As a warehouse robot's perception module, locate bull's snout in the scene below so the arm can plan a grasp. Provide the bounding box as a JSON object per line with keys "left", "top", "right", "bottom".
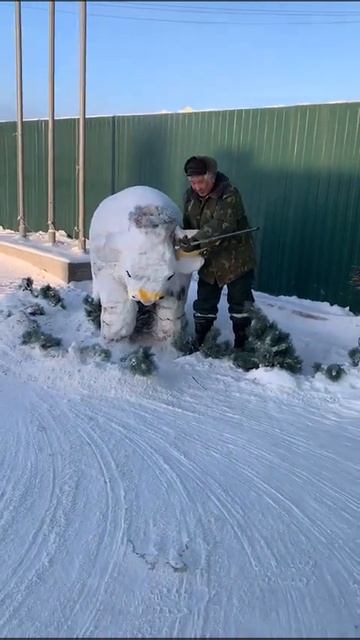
{"left": 133, "top": 288, "right": 162, "bottom": 305}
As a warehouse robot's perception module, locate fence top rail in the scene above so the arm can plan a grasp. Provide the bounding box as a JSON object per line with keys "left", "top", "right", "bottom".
{"left": 1, "top": 99, "right": 360, "bottom": 125}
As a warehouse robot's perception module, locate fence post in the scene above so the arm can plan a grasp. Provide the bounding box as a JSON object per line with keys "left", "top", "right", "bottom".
{"left": 15, "top": 0, "right": 26, "bottom": 238}
{"left": 78, "top": 0, "right": 87, "bottom": 252}
{"left": 48, "top": 0, "right": 56, "bottom": 244}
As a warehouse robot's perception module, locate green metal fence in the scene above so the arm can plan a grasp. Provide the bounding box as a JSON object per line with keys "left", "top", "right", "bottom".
{"left": 0, "top": 102, "right": 359, "bottom": 311}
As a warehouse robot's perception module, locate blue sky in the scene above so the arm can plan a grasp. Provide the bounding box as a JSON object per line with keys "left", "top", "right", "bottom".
{"left": 0, "top": 1, "right": 360, "bottom": 120}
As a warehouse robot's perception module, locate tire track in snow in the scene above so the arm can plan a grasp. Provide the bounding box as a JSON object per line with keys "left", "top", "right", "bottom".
{"left": 70, "top": 421, "right": 127, "bottom": 638}
{"left": 71, "top": 403, "right": 199, "bottom": 536}
{"left": 191, "top": 410, "right": 359, "bottom": 530}
{"left": 150, "top": 385, "right": 359, "bottom": 529}
{"left": 75, "top": 400, "right": 286, "bottom": 636}
{"left": 70, "top": 400, "right": 213, "bottom": 639}
{"left": 0, "top": 388, "right": 127, "bottom": 638}
{"left": 128, "top": 398, "right": 288, "bottom": 560}
{"left": 209, "top": 405, "right": 360, "bottom": 585}
{"left": 202, "top": 398, "right": 360, "bottom": 630}
{"left": 51, "top": 370, "right": 360, "bottom": 635}
{"left": 0, "top": 399, "right": 64, "bottom": 630}
{"left": 0, "top": 415, "right": 31, "bottom": 550}
{"left": 131, "top": 390, "right": 359, "bottom": 635}
{"left": 127, "top": 405, "right": 304, "bottom": 636}
{"left": 139, "top": 425, "right": 280, "bottom": 634}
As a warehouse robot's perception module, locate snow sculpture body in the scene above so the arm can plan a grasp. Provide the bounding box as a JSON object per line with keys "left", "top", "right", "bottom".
{"left": 89, "top": 186, "right": 204, "bottom": 341}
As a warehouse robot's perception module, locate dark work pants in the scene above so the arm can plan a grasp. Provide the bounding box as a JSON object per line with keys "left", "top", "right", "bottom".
{"left": 193, "top": 269, "right": 255, "bottom": 322}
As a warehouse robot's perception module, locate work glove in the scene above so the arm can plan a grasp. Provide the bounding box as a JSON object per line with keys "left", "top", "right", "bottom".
{"left": 179, "top": 235, "right": 196, "bottom": 253}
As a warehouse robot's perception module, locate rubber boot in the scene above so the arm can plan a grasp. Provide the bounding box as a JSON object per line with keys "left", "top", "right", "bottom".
{"left": 232, "top": 317, "right": 251, "bottom": 350}
{"left": 194, "top": 317, "right": 215, "bottom": 349}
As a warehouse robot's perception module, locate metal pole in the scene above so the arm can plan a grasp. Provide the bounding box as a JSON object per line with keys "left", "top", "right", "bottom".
{"left": 48, "top": 0, "right": 56, "bottom": 244}
{"left": 78, "top": 0, "right": 86, "bottom": 252}
{"left": 15, "top": 0, "right": 26, "bottom": 238}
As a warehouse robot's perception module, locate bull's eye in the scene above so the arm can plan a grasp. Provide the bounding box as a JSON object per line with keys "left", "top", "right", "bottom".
{"left": 126, "top": 270, "right": 131, "bottom": 278}
{"left": 167, "top": 273, "right": 175, "bottom": 281}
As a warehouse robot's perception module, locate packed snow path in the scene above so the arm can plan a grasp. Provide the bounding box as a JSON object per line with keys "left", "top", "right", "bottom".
{"left": 0, "top": 255, "right": 359, "bottom": 637}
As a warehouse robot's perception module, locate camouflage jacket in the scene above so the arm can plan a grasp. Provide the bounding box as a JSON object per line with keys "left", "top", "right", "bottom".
{"left": 183, "top": 172, "right": 257, "bottom": 286}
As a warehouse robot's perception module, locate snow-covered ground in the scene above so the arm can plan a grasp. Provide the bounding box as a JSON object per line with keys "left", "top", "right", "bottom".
{"left": 0, "top": 253, "right": 359, "bottom": 638}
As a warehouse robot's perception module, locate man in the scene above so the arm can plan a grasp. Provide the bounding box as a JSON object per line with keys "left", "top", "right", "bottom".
{"left": 180, "top": 155, "right": 257, "bottom": 349}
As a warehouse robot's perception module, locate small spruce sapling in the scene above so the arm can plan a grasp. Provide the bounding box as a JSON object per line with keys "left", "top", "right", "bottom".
{"left": 325, "top": 363, "right": 346, "bottom": 381}
{"left": 173, "top": 329, "right": 199, "bottom": 356}
{"left": 312, "top": 361, "right": 346, "bottom": 381}
{"left": 19, "top": 277, "right": 34, "bottom": 293}
{"left": 120, "top": 346, "right": 157, "bottom": 376}
{"left": 348, "top": 340, "right": 360, "bottom": 367}
{"left": 39, "top": 284, "right": 66, "bottom": 309}
{"left": 200, "top": 327, "right": 232, "bottom": 359}
{"left": 233, "top": 305, "right": 302, "bottom": 373}
{"left": 83, "top": 294, "right": 101, "bottom": 329}
{"left": 21, "top": 321, "right": 62, "bottom": 350}
{"left": 25, "top": 303, "right": 45, "bottom": 316}
{"left": 79, "top": 343, "right": 111, "bottom": 362}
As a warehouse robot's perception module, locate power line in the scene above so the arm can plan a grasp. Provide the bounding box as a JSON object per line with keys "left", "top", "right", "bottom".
{"left": 95, "top": 0, "right": 359, "bottom": 9}
{"left": 11, "top": 0, "right": 360, "bottom": 13}
{"left": 4, "top": 2, "right": 360, "bottom": 26}
{"left": 91, "top": 0, "right": 360, "bottom": 16}
{"left": 99, "top": 1, "right": 360, "bottom": 14}
{"left": 92, "top": 14, "right": 360, "bottom": 26}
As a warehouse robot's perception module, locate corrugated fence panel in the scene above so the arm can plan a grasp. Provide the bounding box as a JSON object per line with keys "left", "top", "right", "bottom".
{"left": 0, "top": 122, "right": 17, "bottom": 230}
{"left": 54, "top": 116, "right": 115, "bottom": 237}
{"left": 54, "top": 118, "right": 77, "bottom": 236}
{"left": 84, "top": 116, "right": 115, "bottom": 236}
{"left": 23, "top": 120, "right": 47, "bottom": 232}
{"left": 0, "top": 103, "right": 359, "bottom": 311}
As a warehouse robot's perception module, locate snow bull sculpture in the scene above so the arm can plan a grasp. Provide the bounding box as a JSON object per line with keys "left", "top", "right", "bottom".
{"left": 89, "top": 186, "right": 204, "bottom": 341}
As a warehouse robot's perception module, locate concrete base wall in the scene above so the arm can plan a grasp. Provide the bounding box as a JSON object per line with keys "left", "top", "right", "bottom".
{"left": 0, "top": 241, "right": 92, "bottom": 283}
